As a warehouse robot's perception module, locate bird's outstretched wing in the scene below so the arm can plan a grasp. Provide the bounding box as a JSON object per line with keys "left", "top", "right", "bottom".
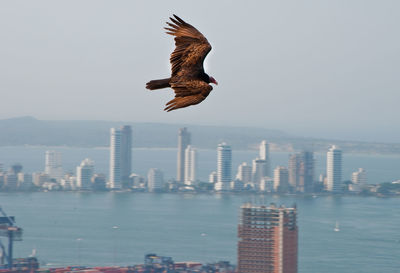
{"left": 164, "top": 80, "right": 213, "bottom": 112}
{"left": 165, "top": 15, "right": 212, "bottom": 77}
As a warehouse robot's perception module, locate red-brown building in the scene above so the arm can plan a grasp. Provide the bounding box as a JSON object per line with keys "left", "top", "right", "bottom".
{"left": 237, "top": 203, "right": 298, "bottom": 273}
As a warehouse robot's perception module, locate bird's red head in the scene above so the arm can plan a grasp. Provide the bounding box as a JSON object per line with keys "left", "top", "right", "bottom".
{"left": 209, "top": 76, "right": 218, "bottom": 85}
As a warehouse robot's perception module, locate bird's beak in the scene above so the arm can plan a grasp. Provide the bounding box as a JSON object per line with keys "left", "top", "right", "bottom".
{"left": 210, "top": 77, "right": 218, "bottom": 85}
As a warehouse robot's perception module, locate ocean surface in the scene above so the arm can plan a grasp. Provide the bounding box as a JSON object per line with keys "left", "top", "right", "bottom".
{"left": 0, "top": 146, "right": 400, "bottom": 184}
{"left": 1, "top": 193, "right": 399, "bottom": 273}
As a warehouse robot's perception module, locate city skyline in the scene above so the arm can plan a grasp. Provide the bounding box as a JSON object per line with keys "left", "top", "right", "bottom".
{"left": 0, "top": 126, "right": 392, "bottom": 195}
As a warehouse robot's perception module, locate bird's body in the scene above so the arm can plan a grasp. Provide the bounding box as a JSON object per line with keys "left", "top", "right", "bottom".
{"left": 146, "top": 15, "right": 217, "bottom": 112}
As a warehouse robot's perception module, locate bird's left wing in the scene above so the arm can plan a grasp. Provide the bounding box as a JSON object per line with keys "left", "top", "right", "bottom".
{"left": 165, "top": 15, "right": 212, "bottom": 77}
{"left": 164, "top": 80, "right": 213, "bottom": 112}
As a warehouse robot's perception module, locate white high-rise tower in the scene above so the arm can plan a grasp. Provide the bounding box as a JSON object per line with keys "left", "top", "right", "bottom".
{"left": 184, "top": 145, "right": 197, "bottom": 185}
{"left": 109, "top": 128, "right": 121, "bottom": 189}
{"left": 215, "top": 142, "right": 232, "bottom": 191}
{"left": 45, "top": 150, "right": 63, "bottom": 182}
{"left": 177, "top": 128, "right": 191, "bottom": 183}
{"left": 259, "top": 140, "right": 271, "bottom": 177}
{"left": 327, "top": 145, "right": 342, "bottom": 192}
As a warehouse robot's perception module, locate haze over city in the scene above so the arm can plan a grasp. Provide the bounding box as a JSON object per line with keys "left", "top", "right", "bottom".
{"left": 1, "top": 1, "right": 399, "bottom": 142}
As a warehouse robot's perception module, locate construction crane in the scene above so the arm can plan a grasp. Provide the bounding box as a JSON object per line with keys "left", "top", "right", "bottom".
{"left": 0, "top": 207, "right": 23, "bottom": 269}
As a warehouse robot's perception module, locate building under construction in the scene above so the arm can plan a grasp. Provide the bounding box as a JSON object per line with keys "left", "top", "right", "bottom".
{"left": 237, "top": 203, "right": 298, "bottom": 273}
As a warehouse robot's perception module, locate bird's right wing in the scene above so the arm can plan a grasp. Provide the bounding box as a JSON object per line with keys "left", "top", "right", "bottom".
{"left": 164, "top": 80, "right": 213, "bottom": 112}
{"left": 165, "top": 15, "right": 212, "bottom": 77}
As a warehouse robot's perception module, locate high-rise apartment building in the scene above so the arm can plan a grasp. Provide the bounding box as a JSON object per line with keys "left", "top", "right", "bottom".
{"left": 259, "top": 140, "right": 271, "bottom": 177}
{"left": 76, "top": 158, "right": 94, "bottom": 190}
{"left": 326, "top": 145, "right": 342, "bottom": 192}
{"left": 252, "top": 158, "right": 268, "bottom": 187}
{"left": 45, "top": 151, "right": 63, "bottom": 182}
{"left": 274, "top": 166, "right": 290, "bottom": 193}
{"left": 236, "top": 162, "right": 252, "bottom": 184}
{"left": 109, "top": 126, "right": 132, "bottom": 189}
{"left": 350, "top": 168, "right": 366, "bottom": 192}
{"left": 300, "top": 151, "right": 314, "bottom": 193}
{"left": 184, "top": 145, "right": 197, "bottom": 185}
{"left": 120, "top": 125, "right": 132, "bottom": 187}
{"left": 238, "top": 203, "right": 298, "bottom": 273}
{"left": 147, "top": 168, "right": 164, "bottom": 192}
{"left": 215, "top": 142, "right": 232, "bottom": 191}
{"left": 288, "top": 154, "right": 302, "bottom": 190}
{"left": 177, "top": 128, "right": 191, "bottom": 183}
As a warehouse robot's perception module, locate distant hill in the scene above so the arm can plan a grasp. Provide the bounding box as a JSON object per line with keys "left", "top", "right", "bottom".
{"left": 0, "top": 116, "right": 399, "bottom": 154}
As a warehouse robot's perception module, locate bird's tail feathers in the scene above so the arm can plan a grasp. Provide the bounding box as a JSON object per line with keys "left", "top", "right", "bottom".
{"left": 146, "top": 78, "right": 171, "bottom": 90}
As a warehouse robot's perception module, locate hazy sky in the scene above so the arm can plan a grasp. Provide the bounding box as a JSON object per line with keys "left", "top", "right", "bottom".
{"left": 0, "top": 1, "right": 399, "bottom": 142}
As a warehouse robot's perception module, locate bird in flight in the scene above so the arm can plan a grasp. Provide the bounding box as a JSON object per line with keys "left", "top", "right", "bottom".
{"left": 146, "top": 15, "right": 218, "bottom": 112}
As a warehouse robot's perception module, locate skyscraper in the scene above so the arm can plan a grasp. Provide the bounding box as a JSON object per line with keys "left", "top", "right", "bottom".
{"left": 288, "top": 154, "right": 302, "bottom": 190}
{"left": 236, "top": 162, "right": 252, "bottom": 184}
{"left": 177, "top": 128, "right": 191, "bottom": 183}
{"left": 109, "top": 126, "right": 132, "bottom": 189}
{"left": 238, "top": 203, "right": 298, "bottom": 273}
{"left": 45, "top": 150, "right": 63, "bottom": 182}
{"left": 120, "top": 125, "right": 132, "bottom": 187}
{"left": 184, "top": 145, "right": 197, "bottom": 185}
{"left": 327, "top": 145, "right": 342, "bottom": 192}
{"left": 76, "top": 158, "right": 94, "bottom": 190}
{"left": 274, "top": 166, "right": 290, "bottom": 193}
{"left": 215, "top": 142, "right": 232, "bottom": 191}
{"left": 147, "top": 168, "right": 164, "bottom": 192}
{"left": 259, "top": 140, "right": 271, "bottom": 177}
{"left": 300, "top": 151, "right": 314, "bottom": 193}
{"left": 252, "top": 158, "right": 268, "bottom": 187}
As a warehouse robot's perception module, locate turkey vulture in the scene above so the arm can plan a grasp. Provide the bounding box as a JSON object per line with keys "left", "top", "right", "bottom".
{"left": 146, "top": 15, "right": 218, "bottom": 112}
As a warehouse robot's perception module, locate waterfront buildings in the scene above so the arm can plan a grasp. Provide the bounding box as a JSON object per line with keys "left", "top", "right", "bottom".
{"left": 148, "top": 168, "right": 164, "bottom": 192}
{"left": 238, "top": 203, "right": 298, "bottom": 273}
{"left": 76, "top": 158, "right": 94, "bottom": 190}
{"left": 326, "top": 145, "right": 342, "bottom": 192}
{"left": 109, "top": 126, "right": 132, "bottom": 189}
{"left": 45, "top": 151, "right": 63, "bottom": 182}
{"left": 177, "top": 128, "right": 191, "bottom": 183}
{"left": 215, "top": 142, "right": 232, "bottom": 191}
{"left": 274, "top": 166, "right": 290, "bottom": 193}
{"left": 184, "top": 145, "right": 197, "bottom": 185}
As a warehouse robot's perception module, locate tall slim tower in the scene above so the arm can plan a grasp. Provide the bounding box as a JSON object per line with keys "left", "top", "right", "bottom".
{"left": 252, "top": 158, "right": 267, "bottom": 187}
{"left": 327, "top": 145, "right": 342, "bottom": 192}
{"left": 238, "top": 203, "right": 298, "bottom": 273}
{"left": 288, "top": 154, "right": 302, "bottom": 190}
{"left": 177, "top": 128, "right": 191, "bottom": 183}
{"left": 109, "top": 126, "right": 132, "bottom": 189}
{"left": 215, "top": 142, "right": 232, "bottom": 191}
{"left": 121, "top": 125, "right": 132, "bottom": 187}
{"left": 45, "top": 150, "right": 63, "bottom": 182}
{"left": 184, "top": 145, "right": 197, "bottom": 185}
{"left": 300, "top": 151, "right": 314, "bottom": 193}
{"left": 259, "top": 140, "right": 271, "bottom": 177}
